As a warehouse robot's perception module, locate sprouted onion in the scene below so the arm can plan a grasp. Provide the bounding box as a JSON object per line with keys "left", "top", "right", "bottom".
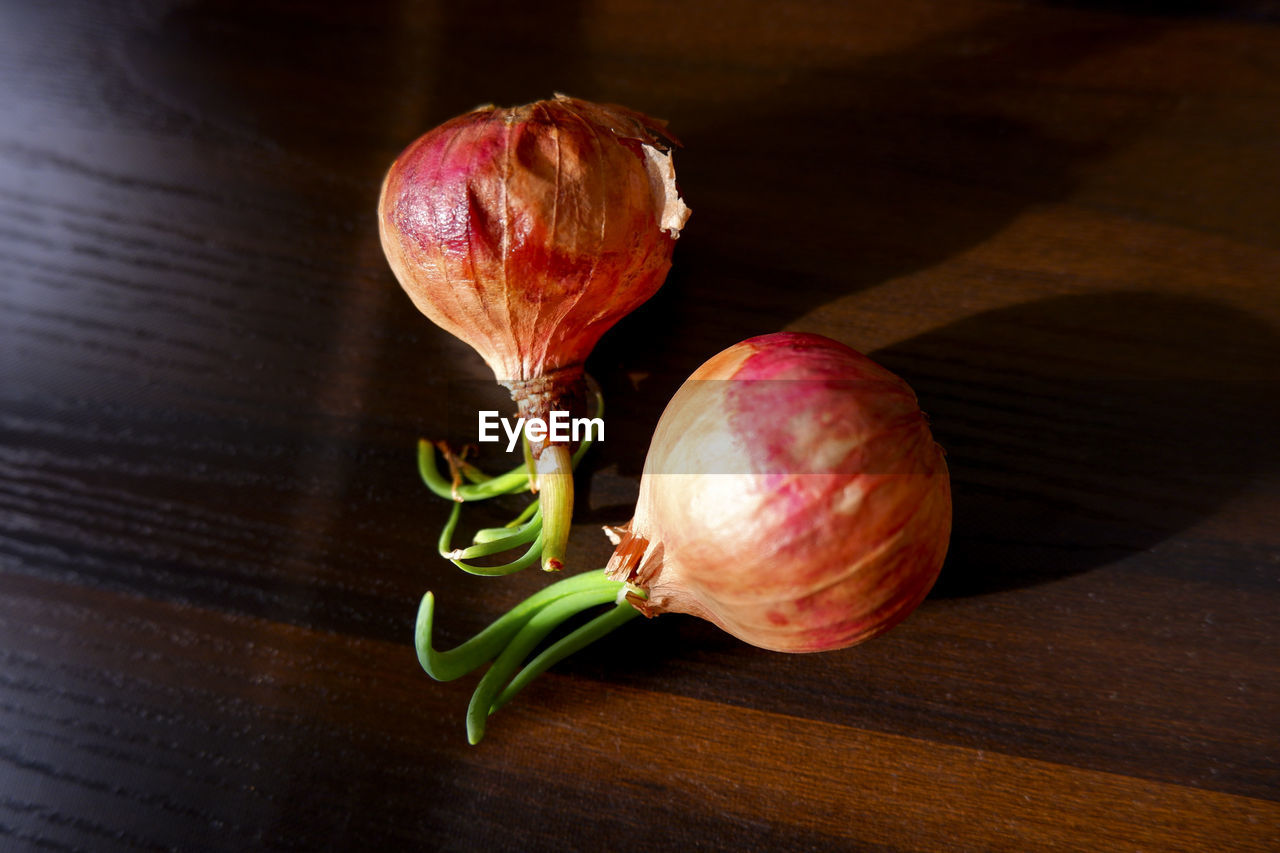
{"left": 378, "top": 94, "right": 690, "bottom": 571}
{"left": 414, "top": 382, "right": 602, "bottom": 576}
{"left": 418, "top": 333, "right": 952, "bottom": 743}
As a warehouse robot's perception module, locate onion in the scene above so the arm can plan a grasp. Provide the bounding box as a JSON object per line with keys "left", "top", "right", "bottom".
{"left": 416, "top": 333, "right": 951, "bottom": 742}
{"left": 605, "top": 331, "right": 952, "bottom": 651}
{"left": 379, "top": 93, "right": 691, "bottom": 571}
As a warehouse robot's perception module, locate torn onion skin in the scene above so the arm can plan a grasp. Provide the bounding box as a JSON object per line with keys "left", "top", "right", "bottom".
{"left": 378, "top": 93, "right": 688, "bottom": 450}
{"left": 606, "top": 332, "right": 952, "bottom": 653}
{"left": 378, "top": 94, "right": 689, "bottom": 570}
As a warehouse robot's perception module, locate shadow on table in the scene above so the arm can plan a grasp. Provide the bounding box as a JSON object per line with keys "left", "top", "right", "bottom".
{"left": 871, "top": 291, "right": 1280, "bottom": 597}
{"left": 589, "top": 9, "right": 1174, "bottom": 481}
{"left": 567, "top": 291, "right": 1280, "bottom": 691}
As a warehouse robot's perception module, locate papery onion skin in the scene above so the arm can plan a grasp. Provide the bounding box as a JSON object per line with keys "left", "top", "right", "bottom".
{"left": 377, "top": 94, "right": 689, "bottom": 436}
{"left": 606, "top": 332, "right": 951, "bottom": 653}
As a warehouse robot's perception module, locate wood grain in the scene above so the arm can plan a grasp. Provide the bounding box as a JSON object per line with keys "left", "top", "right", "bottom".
{"left": 1, "top": 0, "right": 1277, "bottom": 850}
{"left": 5, "top": 572, "right": 1277, "bottom": 852}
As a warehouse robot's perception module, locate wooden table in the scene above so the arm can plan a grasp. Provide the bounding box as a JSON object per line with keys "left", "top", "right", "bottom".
{"left": 2, "top": 1, "right": 1277, "bottom": 849}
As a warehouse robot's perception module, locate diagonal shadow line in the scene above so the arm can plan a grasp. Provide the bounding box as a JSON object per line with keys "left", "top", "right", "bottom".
{"left": 589, "top": 8, "right": 1183, "bottom": 479}
{"left": 871, "top": 291, "right": 1280, "bottom": 597}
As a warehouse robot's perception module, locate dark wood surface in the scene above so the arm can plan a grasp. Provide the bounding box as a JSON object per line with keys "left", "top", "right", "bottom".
{"left": 2, "top": 1, "right": 1278, "bottom": 850}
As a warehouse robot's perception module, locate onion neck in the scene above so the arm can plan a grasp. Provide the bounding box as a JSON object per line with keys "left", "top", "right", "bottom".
{"left": 506, "top": 364, "right": 585, "bottom": 571}
{"left": 504, "top": 364, "right": 585, "bottom": 457}
{"left": 417, "top": 377, "right": 603, "bottom": 577}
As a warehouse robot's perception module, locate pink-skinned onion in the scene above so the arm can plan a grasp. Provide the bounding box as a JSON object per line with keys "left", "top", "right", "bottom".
{"left": 605, "top": 331, "right": 952, "bottom": 652}
{"left": 416, "top": 332, "right": 951, "bottom": 742}
{"left": 379, "top": 94, "right": 690, "bottom": 570}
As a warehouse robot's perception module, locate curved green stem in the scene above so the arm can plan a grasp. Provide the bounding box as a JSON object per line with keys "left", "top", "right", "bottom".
{"left": 417, "top": 382, "right": 605, "bottom": 575}
{"left": 413, "top": 568, "right": 643, "bottom": 744}
{"left": 493, "top": 602, "right": 640, "bottom": 712}
{"left": 434, "top": 488, "right": 543, "bottom": 576}
{"left": 414, "top": 569, "right": 614, "bottom": 681}
{"left": 436, "top": 500, "right": 463, "bottom": 558}
{"left": 448, "top": 528, "right": 545, "bottom": 576}
{"left": 465, "top": 587, "right": 620, "bottom": 744}
{"left": 471, "top": 499, "right": 540, "bottom": 543}
{"left": 456, "top": 457, "right": 491, "bottom": 486}
{"left": 570, "top": 381, "right": 602, "bottom": 467}
{"left": 418, "top": 440, "right": 531, "bottom": 502}
{"left": 447, "top": 506, "right": 542, "bottom": 560}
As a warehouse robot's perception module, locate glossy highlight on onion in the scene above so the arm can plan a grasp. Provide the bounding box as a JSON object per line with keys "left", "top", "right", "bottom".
{"left": 416, "top": 332, "right": 952, "bottom": 743}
